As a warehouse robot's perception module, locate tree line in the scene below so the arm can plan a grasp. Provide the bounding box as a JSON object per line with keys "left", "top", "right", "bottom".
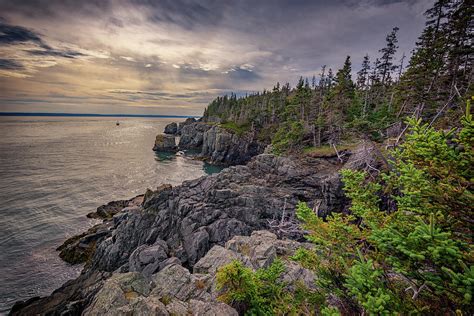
{"left": 203, "top": 0, "right": 472, "bottom": 154}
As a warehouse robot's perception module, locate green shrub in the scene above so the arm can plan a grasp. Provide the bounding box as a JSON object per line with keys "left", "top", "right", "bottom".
{"left": 216, "top": 259, "right": 325, "bottom": 315}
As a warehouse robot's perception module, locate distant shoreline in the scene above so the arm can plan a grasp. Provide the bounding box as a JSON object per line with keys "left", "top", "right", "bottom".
{"left": 0, "top": 112, "right": 200, "bottom": 119}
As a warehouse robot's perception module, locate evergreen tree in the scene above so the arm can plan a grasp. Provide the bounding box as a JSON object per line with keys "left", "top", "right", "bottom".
{"left": 378, "top": 27, "right": 400, "bottom": 85}
{"left": 356, "top": 54, "right": 370, "bottom": 89}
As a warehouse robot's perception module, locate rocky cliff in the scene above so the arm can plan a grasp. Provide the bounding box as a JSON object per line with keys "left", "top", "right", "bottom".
{"left": 10, "top": 150, "right": 362, "bottom": 315}
{"left": 159, "top": 120, "right": 266, "bottom": 166}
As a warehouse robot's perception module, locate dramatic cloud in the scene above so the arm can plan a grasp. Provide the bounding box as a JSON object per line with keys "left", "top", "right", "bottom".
{"left": 0, "top": 0, "right": 434, "bottom": 115}
{"left": 0, "top": 58, "right": 23, "bottom": 70}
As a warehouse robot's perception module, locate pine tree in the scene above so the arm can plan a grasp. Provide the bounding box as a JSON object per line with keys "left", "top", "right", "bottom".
{"left": 378, "top": 27, "right": 399, "bottom": 85}
{"left": 356, "top": 54, "right": 370, "bottom": 89}
{"left": 324, "top": 56, "right": 355, "bottom": 144}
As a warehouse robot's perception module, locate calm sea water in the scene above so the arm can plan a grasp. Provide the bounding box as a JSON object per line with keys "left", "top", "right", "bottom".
{"left": 0, "top": 117, "right": 214, "bottom": 313}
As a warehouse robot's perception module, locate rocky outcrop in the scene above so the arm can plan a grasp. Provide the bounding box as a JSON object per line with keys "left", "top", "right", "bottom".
{"left": 163, "top": 122, "right": 178, "bottom": 135}
{"left": 201, "top": 125, "right": 265, "bottom": 165}
{"left": 58, "top": 196, "right": 144, "bottom": 265}
{"left": 152, "top": 134, "right": 177, "bottom": 152}
{"left": 161, "top": 116, "right": 266, "bottom": 166}
{"left": 178, "top": 122, "right": 212, "bottom": 149}
{"left": 176, "top": 122, "right": 266, "bottom": 166}
{"left": 91, "top": 154, "right": 344, "bottom": 272}
{"left": 178, "top": 117, "right": 197, "bottom": 134}
{"left": 164, "top": 118, "right": 197, "bottom": 136}
{"left": 10, "top": 152, "right": 351, "bottom": 315}
{"left": 43, "top": 231, "right": 312, "bottom": 316}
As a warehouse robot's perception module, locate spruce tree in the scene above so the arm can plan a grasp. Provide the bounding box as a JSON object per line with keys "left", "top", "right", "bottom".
{"left": 378, "top": 27, "right": 399, "bottom": 85}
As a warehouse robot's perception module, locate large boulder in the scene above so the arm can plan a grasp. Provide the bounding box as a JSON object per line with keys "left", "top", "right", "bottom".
{"left": 128, "top": 239, "right": 169, "bottom": 277}
{"left": 164, "top": 122, "right": 178, "bottom": 135}
{"left": 83, "top": 272, "right": 154, "bottom": 316}
{"left": 153, "top": 134, "right": 177, "bottom": 152}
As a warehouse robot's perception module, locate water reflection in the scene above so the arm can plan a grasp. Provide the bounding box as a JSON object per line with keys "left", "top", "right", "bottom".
{"left": 153, "top": 150, "right": 224, "bottom": 175}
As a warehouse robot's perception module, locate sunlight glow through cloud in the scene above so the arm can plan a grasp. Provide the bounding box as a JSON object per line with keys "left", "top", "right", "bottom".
{"left": 0, "top": 0, "right": 433, "bottom": 115}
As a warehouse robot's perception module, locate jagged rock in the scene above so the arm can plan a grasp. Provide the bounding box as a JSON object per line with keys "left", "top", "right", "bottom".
{"left": 188, "top": 299, "right": 238, "bottom": 316}
{"left": 12, "top": 152, "right": 351, "bottom": 315}
{"left": 193, "top": 246, "right": 246, "bottom": 274}
{"left": 9, "top": 271, "right": 111, "bottom": 316}
{"left": 57, "top": 222, "right": 113, "bottom": 264}
{"left": 129, "top": 239, "right": 169, "bottom": 277}
{"left": 151, "top": 263, "right": 212, "bottom": 302}
{"left": 178, "top": 122, "right": 212, "bottom": 148}
{"left": 58, "top": 195, "right": 144, "bottom": 265}
{"left": 143, "top": 184, "right": 173, "bottom": 208}
{"left": 201, "top": 125, "right": 265, "bottom": 165}
{"left": 178, "top": 117, "right": 197, "bottom": 134}
{"left": 279, "top": 260, "right": 317, "bottom": 290}
{"left": 89, "top": 154, "right": 344, "bottom": 273}
{"left": 153, "top": 134, "right": 177, "bottom": 151}
{"left": 165, "top": 299, "right": 188, "bottom": 315}
{"left": 83, "top": 272, "right": 152, "bottom": 316}
{"left": 87, "top": 195, "right": 144, "bottom": 219}
{"left": 164, "top": 122, "right": 178, "bottom": 135}
{"left": 131, "top": 296, "right": 169, "bottom": 315}
{"left": 225, "top": 230, "right": 277, "bottom": 268}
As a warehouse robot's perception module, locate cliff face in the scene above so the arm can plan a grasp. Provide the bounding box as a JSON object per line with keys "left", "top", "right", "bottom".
{"left": 172, "top": 121, "right": 266, "bottom": 166}
{"left": 201, "top": 125, "right": 265, "bottom": 165}
{"left": 10, "top": 152, "right": 355, "bottom": 315}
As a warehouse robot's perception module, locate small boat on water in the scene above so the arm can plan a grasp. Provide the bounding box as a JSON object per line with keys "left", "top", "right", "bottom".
{"left": 176, "top": 151, "right": 185, "bottom": 156}
{"left": 116, "top": 121, "right": 120, "bottom": 126}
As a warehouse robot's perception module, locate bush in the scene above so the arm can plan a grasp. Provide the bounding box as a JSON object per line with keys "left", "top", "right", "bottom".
{"left": 216, "top": 259, "right": 325, "bottom": 315}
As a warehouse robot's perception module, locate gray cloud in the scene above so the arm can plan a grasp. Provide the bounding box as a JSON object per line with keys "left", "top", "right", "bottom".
{"left": 0, "top": 20, "right": 48, "bottom": 48}
{"left": 28, "top": 49, "right": 85, "bottom": 58}
{"left": 0, "top": 58, "right": 23, "bottom": 70}
{"left": 0, "top": 0, "right": 434, "bottom": 115}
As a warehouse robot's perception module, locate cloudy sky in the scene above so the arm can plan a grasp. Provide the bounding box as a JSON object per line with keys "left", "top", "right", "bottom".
{"left": 0, "top": 0, "right": 433, "bottom": 116}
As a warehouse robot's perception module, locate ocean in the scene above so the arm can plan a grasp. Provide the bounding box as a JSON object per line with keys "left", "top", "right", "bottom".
{"left": 0, "top": 116, "right": 215, "bottom": 313}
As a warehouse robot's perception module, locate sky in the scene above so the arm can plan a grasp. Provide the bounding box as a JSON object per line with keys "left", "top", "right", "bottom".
{"left": 0, "top": 0, "right": 434, "bottom": 116}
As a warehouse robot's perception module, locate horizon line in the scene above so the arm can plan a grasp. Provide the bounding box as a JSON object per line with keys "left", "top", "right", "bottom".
{"left": 0, "top": 112, "right": 201, "bottom": 119}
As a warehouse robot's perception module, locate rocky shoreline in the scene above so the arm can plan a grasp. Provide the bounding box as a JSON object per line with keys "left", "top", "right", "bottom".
{"left": 10, "top": 119, "right": 371, "bottom": 315}
{"left": 155, "top": 119, "right": 266, "bottom": 166}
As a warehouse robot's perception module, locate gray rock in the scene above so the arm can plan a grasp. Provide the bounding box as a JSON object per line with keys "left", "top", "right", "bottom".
{"left": 178, "top": 122, "right": 212, "bottom": 148}
{"left": 193, "top": 246, "right": 245, "bottom": 275}
{"left": 151, "top": 264, "right": 211, "bottom": 302}
{"left": 165, "top": 299, "right": 189, "bottom": 315}
{"left": 129, "top": 239, "right": 169, "bottom": 277}
{"left": 280, "top": 260, "right": 316, "bottom": 290}
{"left": 153, "top": 134, "right": 177, "bottom": 151}
{"left": 226, "top": 230, "right": 278, "bottom": 269}
{"left": 132, "top": 296, "right": 169, "bottom": 315}
{"left": 188, "top": 299, "right": 238, "bottom": 316}
{"left": 164, "top": 122, "right": 178, "bottom": 135}
{"left": 13, "top": 151, "right": 355, "bottom": 315}
{"left": 90, "top": 154, "right": 345, "bottom": 272}
{"left": 201, "top": 125, "right": 265, "bottom": 166}
{"left": 177, "top": 117, "right": 197, "bottom": 134}
{"left": 83, "top": 272, "right": 151, "bottom": 316}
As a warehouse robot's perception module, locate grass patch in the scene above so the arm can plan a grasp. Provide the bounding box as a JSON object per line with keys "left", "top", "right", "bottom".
{"left": 220, "top": 121, "right": 250, "bottom": 136}
{"left": 303, "top": 143, "right": 359, "bottom": 156}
